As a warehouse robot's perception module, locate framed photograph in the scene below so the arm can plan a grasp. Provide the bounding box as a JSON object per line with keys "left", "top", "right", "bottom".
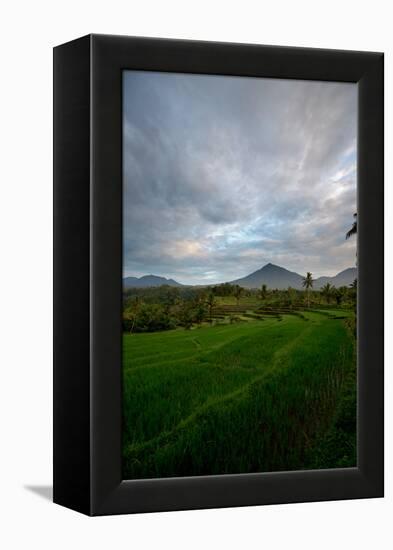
{"left": 53, "top": 34, "right": 383, "bottom": 515}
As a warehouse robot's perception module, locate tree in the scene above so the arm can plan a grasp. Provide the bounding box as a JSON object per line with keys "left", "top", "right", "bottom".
{"left": 233, "top": 285, "right": 243, "bottom": 306}
{"left": 333, "top": 286, "right": 347, "bottom": 306}
{"left": 286, "top": 286, "right": 296, "bottom": 308}
{"left": 179, "top": 301, "right": 194, "bottom": 330}
{"left": 192, "top": 293, "right": 207, "bottom": 325}
{"left": 259, "top": 284, "right": 268, "bottom": 301}
{"left": 321, "top": 282, "right": 334, "bottom": 304}
{"left": 302, "top": 272, "right": 314, "bottom": 307}
{"left": 346, "top": 213, "right": 357, "bottom": 240}
{"left": 127, "top": 296, "right": 143, "bottom": 333}
{"left": 346, "top": 215, "right": 358, "bottom": 320}
{"left": 193, "top": 303, "right": 207, "bottom": 325}
{"left": 205, "top": 292, "right": 217, "bottom": 323}
{"left": 161, "top": 286, "right": 181, "bottom": 310}
{"left": 131, "top": 302, "right": 175, "bottom": 332}
{"left": 349, "top": 278, "right": 357, "bottom": 308}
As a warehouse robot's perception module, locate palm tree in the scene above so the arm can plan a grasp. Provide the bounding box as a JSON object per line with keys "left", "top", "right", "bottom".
{"left": 205, "top": 292, "right": 217, "bottom": 323}
{"left": 321, "top": 282, "right": 333, "bottom": 304}
{"left": 334, "top": 286, "right": 348, "bottom": 306}
{"left": 346, "top": 213, "right": 357, "bottom": 240}
{"left": 346, "top": 215, "right": 358, "bottom": 319}
{"left": 302, "top": 272, "right": 314, "bottom": 308}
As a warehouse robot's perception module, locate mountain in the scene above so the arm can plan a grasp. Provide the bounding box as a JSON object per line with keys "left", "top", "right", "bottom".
{"left": 123, "top": 265, "right": 357, "bottom": 290}
{"left": 229, "top": 263, "right": 357, "bottom": 290}
{"left": 123, "top": 275, "right": 183, "bottom": 288}
{"left": 230, "top": 263, "right": 304, "bottom": 289}
{"left": 313, "top": 268, "right": 357, "bottom": 290}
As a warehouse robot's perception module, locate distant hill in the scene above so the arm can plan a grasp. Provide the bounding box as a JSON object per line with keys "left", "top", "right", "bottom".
{"left": 230, "top": 263, "right": 357, "bottom": 290}
{"left": 123, "top": 265, "right": 357, "bottom": 290}
{"left": 123, "top": 275, "right": 183, "bottom": 288}
{"left": 313, "top": 268, "right": 357, "bottom": 290}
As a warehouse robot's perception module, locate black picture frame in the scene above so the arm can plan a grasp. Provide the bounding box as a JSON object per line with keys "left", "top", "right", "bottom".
{"left": 53, "top": 34, "right": 384, "bottom": 516}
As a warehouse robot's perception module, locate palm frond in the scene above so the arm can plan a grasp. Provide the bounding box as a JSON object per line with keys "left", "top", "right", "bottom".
{"left": 346, "top": 213, "right": 357, "bottom": 240}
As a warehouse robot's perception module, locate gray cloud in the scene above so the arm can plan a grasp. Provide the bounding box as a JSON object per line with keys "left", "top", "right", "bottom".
{"left": 123, "top": 71, "right": 357, "bottom": 284}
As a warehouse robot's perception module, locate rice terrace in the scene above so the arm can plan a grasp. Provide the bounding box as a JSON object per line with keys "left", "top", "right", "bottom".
{"left": 122, "top": 70, "right": 358, "bottom": 479}
{"left": 122, "top": 267, "right": 357, "bottom": 479}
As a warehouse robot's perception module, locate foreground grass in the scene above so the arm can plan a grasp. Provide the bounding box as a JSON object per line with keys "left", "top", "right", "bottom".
{"left": 122, "top": 310, "right": 356, "bottom": 479}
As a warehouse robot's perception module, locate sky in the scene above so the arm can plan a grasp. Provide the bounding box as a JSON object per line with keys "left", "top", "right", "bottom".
{"left": 123, "top": 71, "right": 357, "bottom": 285}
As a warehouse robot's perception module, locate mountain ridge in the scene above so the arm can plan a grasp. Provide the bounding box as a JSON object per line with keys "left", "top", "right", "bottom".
{"left": 123, "top": 274, "right": 183, "bottom": 288}
{"left": 123, "top": 264, "right": 357, "bottom": 289}
{"left": 230, "top": 263, "right": 357, "bottom": 290}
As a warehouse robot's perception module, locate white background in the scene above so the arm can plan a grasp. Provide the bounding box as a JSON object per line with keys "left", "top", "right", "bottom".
{"left": 0, "top": 1, "right": 391, "bottom": 548}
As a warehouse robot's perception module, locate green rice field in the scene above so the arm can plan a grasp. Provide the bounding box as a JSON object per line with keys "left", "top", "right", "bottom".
{"left": 122, "top": 309, "right": 356, "bottom": 479}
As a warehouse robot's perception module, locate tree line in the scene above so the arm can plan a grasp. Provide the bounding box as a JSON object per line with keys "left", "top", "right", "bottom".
{"left": 122, "top": 280, "right": 356, "bottom": 333}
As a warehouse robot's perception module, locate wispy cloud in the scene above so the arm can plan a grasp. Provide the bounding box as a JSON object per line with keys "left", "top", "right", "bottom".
{"left": 123, "top": 71, "right": 357, "bottom": 284}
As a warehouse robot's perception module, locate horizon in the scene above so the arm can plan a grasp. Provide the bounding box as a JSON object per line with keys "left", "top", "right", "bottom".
{"left": 123, "top": 71, "right": 357, "bottom": 285}
{"left": 123, "top": 262, "right": 357, "bottom": 287}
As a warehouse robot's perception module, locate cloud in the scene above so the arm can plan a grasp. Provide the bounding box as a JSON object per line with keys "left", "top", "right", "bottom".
{"left": 123, "top": 71, "right": 357, "bottom": 284}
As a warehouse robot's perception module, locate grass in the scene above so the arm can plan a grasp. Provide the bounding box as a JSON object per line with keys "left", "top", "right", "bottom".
{"left": 215, "top": 295, "right": 262, "bottom": 306}
{"left": 122, "top": 308, "right": 356, "bottom": 479}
